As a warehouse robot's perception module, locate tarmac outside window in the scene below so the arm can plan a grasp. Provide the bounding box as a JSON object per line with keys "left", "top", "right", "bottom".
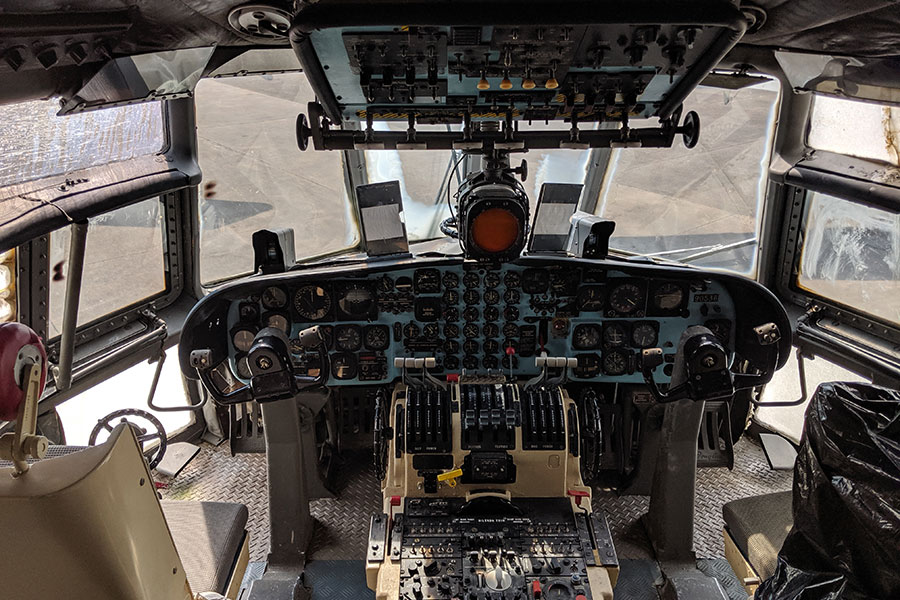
{"left": 195, "top": 73, "right": 359, "bottom": 285}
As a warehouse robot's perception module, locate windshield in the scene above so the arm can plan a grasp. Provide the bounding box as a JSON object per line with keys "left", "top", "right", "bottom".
{"left": 365, "top": 125, "right": 592, "bottom": 242}
{"left": 363, "top": 80, "right": 780, "bottom": 274}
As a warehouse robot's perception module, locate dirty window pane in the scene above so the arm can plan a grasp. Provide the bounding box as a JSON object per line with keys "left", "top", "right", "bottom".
{"left": 0, "top": 100, "right": 164, "bottom": 188}
{"left": 48, "top": 199, "right": 167, "bottom": 337}
{"left": 797, "top": 192, "right": 899, "bottom": 325}
{"left": 196, "top": 73, "right": 359, "bottom": 285}
{"left": 808, "top": 95, "right": 900, "bottom": 167}
{"left": 596, "top": 81, "right": 780, "bottom": 274}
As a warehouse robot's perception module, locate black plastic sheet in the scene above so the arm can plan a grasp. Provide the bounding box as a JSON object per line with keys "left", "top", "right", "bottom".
{"left": 756, "top": 382, "right": 900, "bottom": 600}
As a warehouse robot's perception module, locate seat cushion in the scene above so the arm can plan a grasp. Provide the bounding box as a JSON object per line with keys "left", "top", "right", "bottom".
{"left": 161, "top": 500, "right": 248, "bottom": 594}
{"left": 723, "top": 491, "right": 792, "bottom": 581}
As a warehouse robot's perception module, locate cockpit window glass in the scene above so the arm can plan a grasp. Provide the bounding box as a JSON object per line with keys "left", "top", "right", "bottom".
{"left": 196, "top": 73, "right": 359, "bottom": 285}
{"left": 0, "top": 100, "right": 164, "bottom": 188}
{"left": 796, "top": 191, "right": 899, "bottom": 325}
{"left": 48, "top": 198, "right": 167, "bottom": 337}
{"left": 807, "top": 95, "right": 900, "bottom": 167}
{"left": 364, "top": 122, "right": 591, "bottom": 242}
{"left": 596, "top": 81, "right": 781, "bottom": 274}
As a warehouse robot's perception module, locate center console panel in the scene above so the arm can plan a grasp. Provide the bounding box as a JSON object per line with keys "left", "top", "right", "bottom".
{"left": 368, "top": 382, "right": 619, "bottom": 600}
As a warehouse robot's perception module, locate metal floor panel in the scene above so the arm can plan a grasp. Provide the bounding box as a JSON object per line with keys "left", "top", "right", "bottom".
{"left": 159, "top": 438, "right": 792, "bottom": 563}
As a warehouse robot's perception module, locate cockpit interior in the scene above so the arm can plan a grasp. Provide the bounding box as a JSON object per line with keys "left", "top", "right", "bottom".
{"left": 1, "top": 2, "right": 898, "bottom": 600}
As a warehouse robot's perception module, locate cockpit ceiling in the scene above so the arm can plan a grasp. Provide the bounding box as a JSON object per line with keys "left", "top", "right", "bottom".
{"left": 1, "top": 0, "right": 899, "bottom": 105}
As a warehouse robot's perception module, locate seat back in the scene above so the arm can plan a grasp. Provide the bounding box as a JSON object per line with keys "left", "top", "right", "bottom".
{"left": 0, "top": 423, "right": 192, "bottom": 600}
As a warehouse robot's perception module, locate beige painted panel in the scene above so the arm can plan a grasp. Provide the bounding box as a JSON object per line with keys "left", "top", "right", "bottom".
{"left": 368, "top": 383, "right": 617, "bottom": 598}
{"left": 0, "top": 424, "right": 191, "bottom": 600}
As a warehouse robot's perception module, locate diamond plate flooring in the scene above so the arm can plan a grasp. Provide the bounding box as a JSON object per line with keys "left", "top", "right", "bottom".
{"left": 159, "top": 438, "right": 792, "bottom": 563}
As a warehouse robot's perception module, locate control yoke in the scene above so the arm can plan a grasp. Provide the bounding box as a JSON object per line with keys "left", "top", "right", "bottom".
{"left": 247, "top": 325, "right": 329, "bottom": 402}
{"left": 641, "top": 323, "right": 781, "bottom": 404}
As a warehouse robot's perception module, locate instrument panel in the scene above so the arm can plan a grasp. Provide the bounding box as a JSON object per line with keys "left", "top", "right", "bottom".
{"left": 217, "top": 258, "right": 741, "bottom": 390}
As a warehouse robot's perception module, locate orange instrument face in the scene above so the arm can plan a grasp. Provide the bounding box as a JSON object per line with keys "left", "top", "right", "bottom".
{"left": 471, "top": 208, "right": 521, "bottom": 254}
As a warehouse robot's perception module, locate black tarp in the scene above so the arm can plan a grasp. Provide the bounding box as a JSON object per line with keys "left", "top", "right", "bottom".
{"left": 756, "top": 382, "right": 900, "bottom": 600}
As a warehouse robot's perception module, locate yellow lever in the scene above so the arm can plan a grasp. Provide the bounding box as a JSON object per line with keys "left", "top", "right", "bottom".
{"left": 437, "top": 468, "right": 463, "bottom": 487}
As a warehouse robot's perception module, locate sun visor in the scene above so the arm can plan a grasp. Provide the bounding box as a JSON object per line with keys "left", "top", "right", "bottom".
{"left": 775, "top": 51, "right": 900, "bottom": 106}
{"left": 58, "top": 47, "right": 215, "bottom": 116}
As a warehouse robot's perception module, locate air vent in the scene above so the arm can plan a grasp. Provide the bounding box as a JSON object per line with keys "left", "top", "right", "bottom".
{"left": 451, "top": 27, "right": 482, "bottom": 46}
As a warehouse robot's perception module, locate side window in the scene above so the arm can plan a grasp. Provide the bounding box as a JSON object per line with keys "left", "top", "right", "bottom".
{"left": 796, "top": 192, "right": 899, "bottom": 326}
{"left": 0, "top": 100, "right": 164, "bottom": 188}
{"left": 195, "top": 73, "right": 360, "bottom": 285}
{"left": 48, "top": 198, "right": 169, "bottom": 336}
{"left": 596, "top": 81, "right": 780, "bottom": 274}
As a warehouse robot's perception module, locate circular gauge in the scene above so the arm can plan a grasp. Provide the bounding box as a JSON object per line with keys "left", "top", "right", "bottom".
{"left": 238, "top": 302, "right": 259, "bottom": 322}
{"left": 484, "top": 306, "right": 500, "bottom": 322}
{"left": 463, "top": 307, "right": 480, "bottom": 322}
{"left": 483, "top": 356, "right": 499, "bottom": 369}
{"left": 443, "top": 290, "right": 460, "bottom": 305}
{"left": 483, "top": 323, "right": 500, "bottom": 339}
{"left": 464, "top": 339, "right": 480, "bottom": 354}
{"left": 338, "top": 283, "right": 375, "bottom": 319}
{"left": 603, "top": 323, "right": 627, "bottom": 346}
{"left": 463, "top": 355, "right": 479, "bottom": 370}
{"left": 463, "top": 272, "right": 480, "bottom": 288}
{"left": 265, "top": 313, "right": 290, "bottom": 333}
{"left": 364, "top": 325, "right": 390, "bottom": 351}
{"left": 501, "top": 354, "right": 519, "bottom": 369}
{"left": 603, "top": 350, "right": 628, "bottom": 376}
{"left": 576, "top": 286, "right": 604, "bottom": 312}
{"left": 443, "top": 339, "right": 460, "bottom": 354}
{"left": 573, "top": 324, "right": 602, "bottom": 350}
{"left": 545, "top": 583, "right": 574, "bottom": 600}
{"left": 503, "top": 289, "right": 521, "bottom": 304}
{"left": 331, "top": 353, "right": 358, "bottom": 380}
{"left": 377, "top": 275, "right": 394, "bottom": 293}
{"left": 484, "top": 272, "right": 501, "bottom": 288}
{"left": 631, "top": 322, "right": 658, "bottom": 348}
{"left": 335, "top": 324, "right": 362, "bottom": 351}
{"left": 484, "top": 289, "right": 500, "bottom": 305}
{"left": 504, "top": 271, "right": 520, "bottom": 287}
{"left": 403, "top": 323, "right": 420, "bottom": 339}
{"left": 423, "top": 323, "right": 440, "bottom": 339}
{"left": 262, "top": 286, "right": 288, "bottom": 309}
{"left": 289, "top": 337, "right": 304, "bottom": 354}
{"left": 395, "top": 276, "right": 413, "bottom": 292}
{"left": 463, "top": 323, "right": 479, "bottom": 338}
{"left": 444, "top": 307, "right": 460, "bottom": 322}
{"left": 232, "top": 328, "right": 256, "bottom": 352}
{"left": 442, "top": 271, "right": 459, "bottom": 288}
{"left": 653, "top": 282, "right": 685, "bottom": 311}
{"left": 484, "top": 339, "right": 500, "bottom": 354}
{"left": 522, "top": 268, "right": 550, "bottom": 294}
{"left": 235, "top": 355, "right": 252, "bottom": 379}
{"left": 502, "top": 339, "right": 517, "bottom": 353}
{"left": 504, "top": 306, "right": 520, "bottom": 321}
{"left": 502, "top": 323, "right": 520, "bottom": 338}
{"left": 609, "top": 283, "right": 643, "bottom": 315}
{"left": 444, "top": 355, "right": 460, "bottom": 370}
{"left": 294, "top": 285, "right": 332, "bottom": 321}
{"left": 414, "top": 268, "right": 441, "bottom": 294}
{"left": 444, "top": 323, "right": 460, "bottom": 338}
{"left": 463, "top": 289, "right": 480, "bottom": 305}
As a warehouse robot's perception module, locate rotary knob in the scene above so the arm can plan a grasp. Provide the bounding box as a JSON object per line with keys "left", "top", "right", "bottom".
{"left": 485, "top": 565, "right": 513, "bottom": 591}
